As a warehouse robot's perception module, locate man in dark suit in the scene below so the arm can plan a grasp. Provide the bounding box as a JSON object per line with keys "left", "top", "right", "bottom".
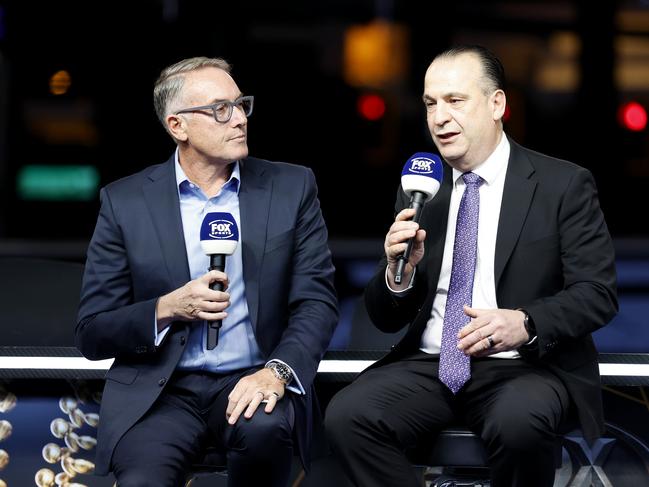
{"left": 76, "top": 57, "right": 338, "bottom": 487}
{"left": 326, "top": 45, "right": 617, "bottom": 487}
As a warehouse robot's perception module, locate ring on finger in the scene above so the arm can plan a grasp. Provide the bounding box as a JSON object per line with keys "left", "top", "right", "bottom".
{"left": 486, "top": 335, "right": 495, "bottom": 348}
{"left": 271, "top": 392, "right": 280, "bottom": 398}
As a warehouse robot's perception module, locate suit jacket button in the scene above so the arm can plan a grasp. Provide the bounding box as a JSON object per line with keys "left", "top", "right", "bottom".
{"left": 180, "top": 336, "right": 186, "bottom": 345}
{"left": 158, "top": 378, "right": 167, "bottom": 386}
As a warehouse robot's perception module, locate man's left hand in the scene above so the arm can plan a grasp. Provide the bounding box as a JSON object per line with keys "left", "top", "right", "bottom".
{"left": 457, "top": 306, "right": 529, "bottom": 357}
{"left": 226, "top": 368, "right": 286, "bottom": 425}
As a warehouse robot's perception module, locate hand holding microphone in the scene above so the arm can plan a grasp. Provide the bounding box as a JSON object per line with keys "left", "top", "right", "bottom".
{"left": 199, "top": 212, "right": 239, "bottom": 349}
{"left": 391, "top": 153, "right": 444, "bottom": 285}
{"left": 154, "top": 212, "right": 238, "bottom": 342}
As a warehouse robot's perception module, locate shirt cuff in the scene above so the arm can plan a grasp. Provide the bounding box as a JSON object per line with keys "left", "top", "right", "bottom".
{"left": 154, "top": 310, "right": 170, "bottom": 347}
{"left": 384, "top": 266, "right": 416, "bottom": 294}
{"left": 265, "top": 359, "right": 305, "bottom": 395}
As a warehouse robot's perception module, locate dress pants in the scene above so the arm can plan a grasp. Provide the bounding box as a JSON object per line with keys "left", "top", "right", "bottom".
{"left": 325, "top": 351, "right": 570, "bottom": 487}
{"left": 111, "top": 368, "right": 295, "bottom": 487}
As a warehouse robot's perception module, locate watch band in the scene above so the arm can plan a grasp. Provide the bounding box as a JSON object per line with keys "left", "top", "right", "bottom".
{"left": 520, "top": 309, "right": 536, "bottom": 340}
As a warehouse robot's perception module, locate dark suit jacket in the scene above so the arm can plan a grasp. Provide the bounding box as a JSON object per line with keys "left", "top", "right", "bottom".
{"left": 364, "top": 139, "right": 618, "bottom": 443}
{"left": 76, "top": 155, "right": 338, "bottom": 475}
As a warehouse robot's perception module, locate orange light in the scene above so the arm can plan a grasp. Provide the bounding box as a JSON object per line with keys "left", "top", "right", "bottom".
{"left": 619, "top": 101, "right": 647, "bottom": 131}
{"left": 343, "top": 20, "right": 408, "bottom": 88}
{"left": 49, "top": 70, "right": 71, "bottom": 95}
{"left": 357, "top": 94, "right": 386, "bottom": 121}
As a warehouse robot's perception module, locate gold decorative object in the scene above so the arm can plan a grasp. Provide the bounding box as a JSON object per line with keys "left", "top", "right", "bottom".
{"left": 35, "top": 468, "right": 56, "bottom": 487}
{"left": 42, "top": 443, "right": 62, "bottom": 464}
{"left": 77, "top": 436, "right": 96, "bottom": 450}
{"left": 71, "top": 458, "right": 94, "bottom": 474}
{"left": 58, "top": 397, "right": 78, "bottom": 415}
{"left": 83, "top": 413, "right": 99, "bottom": 428}
{"left": 0, "top": 391, "right": 16, "bottom": 414}
{"left": 0, "top": 421, "right": 12, "bottom": 441}
{"left": 50, "top": 419, "right": 70, "bottom": 439}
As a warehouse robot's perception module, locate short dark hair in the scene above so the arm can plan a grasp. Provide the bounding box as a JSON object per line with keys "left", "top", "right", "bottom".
{"left": 434, "top": 45, "right": 506, "bottom": 94}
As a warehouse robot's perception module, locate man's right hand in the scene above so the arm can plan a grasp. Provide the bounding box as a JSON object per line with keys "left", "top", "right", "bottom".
{"left": 155, "top": 271, "right": 230, "bottom": 331}
{"left": 385, "top": 208, "right": 426, "bottom": 290}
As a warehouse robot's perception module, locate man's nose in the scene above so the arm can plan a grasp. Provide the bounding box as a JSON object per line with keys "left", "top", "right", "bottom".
{"left": 434, "top": 103, "right": 451, "bottom": 125}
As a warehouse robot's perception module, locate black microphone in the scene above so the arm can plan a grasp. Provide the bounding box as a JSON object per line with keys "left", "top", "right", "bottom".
{"left": 199, "top": 212, "right": 239, "bottom": 350}
{"left": 394, "top": 153, "right": 444, "bottom": 284}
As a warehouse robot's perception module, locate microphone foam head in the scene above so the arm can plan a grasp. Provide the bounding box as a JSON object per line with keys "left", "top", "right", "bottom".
{"left": 400, "top": 152, "right": 444, "bottom": 200}
{"left": 200, "top": 212, "right": 239, "bottom": 256}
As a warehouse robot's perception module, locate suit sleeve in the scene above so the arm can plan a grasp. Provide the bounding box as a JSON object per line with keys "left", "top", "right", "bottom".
{"left": 75, "top": 188, "right": 158, "bottom": 360}
{"left": 364, "top": 187, "right": 430, "bottom": 333}
{"left": 524, "top": 168, "right": 618, "bottom": 357}
{"left": 268, "top": 168, "right": 338, "bottom": 390}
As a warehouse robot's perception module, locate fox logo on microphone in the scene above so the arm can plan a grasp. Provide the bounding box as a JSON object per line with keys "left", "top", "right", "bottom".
{"left": 409, "top": 157, "right": 434, "bottom": 174}
{"left": 400, "top": 152, "right": 444, "bottom": 201}
{"left": 209, "top": 221, "right": 234, "bottom": 239}
{"left": 200, "top": 212, "right": 239, "bottom": 256}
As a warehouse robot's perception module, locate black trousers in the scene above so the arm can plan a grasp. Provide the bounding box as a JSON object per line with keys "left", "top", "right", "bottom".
{"left": 111, "top": 368, "right": 295, "bottom": 487}
{"left": 325, "top": 351, "right": 570, "bottom": 487}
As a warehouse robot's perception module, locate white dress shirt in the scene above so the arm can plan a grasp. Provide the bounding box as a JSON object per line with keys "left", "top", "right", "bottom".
{"left": 418, "top": 135, "right": 519, "bottom": 358}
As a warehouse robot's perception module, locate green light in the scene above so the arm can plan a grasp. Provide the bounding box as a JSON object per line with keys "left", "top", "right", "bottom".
{"left": 17, "top": 165, "right": 99, "bottom": 201}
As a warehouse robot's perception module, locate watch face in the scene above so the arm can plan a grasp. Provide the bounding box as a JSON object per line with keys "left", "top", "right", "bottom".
{"left": 272, "top": 363, "right": 292, "bottom": 382}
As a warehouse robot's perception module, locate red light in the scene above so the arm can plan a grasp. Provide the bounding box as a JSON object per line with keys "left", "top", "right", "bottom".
{"left": 357, "top": 94, "right": 386, "bottom": 121}
{"left": 503, "top": 104, "right": 511, "bottom": 123}
{"left": 619, "top": 101, "right": 647, "bottom": 132}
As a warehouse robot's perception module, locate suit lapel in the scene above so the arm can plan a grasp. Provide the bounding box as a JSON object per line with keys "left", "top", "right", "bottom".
{"left": 494, "top": 140, "right": 537, "bottom": 287}
{"left": 142, "top": 157, "right": 191, "bottom": 291}
{"left": 239, "top": 158, "right": 272, "bottom": 330}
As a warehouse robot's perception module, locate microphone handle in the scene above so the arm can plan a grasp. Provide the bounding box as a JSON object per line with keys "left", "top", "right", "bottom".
{"left": 394, "top": 191, "right": 427, "bottom": 284}
{"left": 207, "top": 254, "right": 226, "bottom": 350}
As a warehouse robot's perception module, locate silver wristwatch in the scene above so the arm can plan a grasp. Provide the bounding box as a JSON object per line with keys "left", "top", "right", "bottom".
{"left": 266, "top": 361, "right": 293, "bottom": 384}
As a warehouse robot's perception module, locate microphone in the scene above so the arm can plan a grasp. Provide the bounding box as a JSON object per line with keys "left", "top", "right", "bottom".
{"left": 394, "top": 152, "right": 444, "bottom": 284}
{"left": 200, "top": 212, "right": 239, "bottom": 350}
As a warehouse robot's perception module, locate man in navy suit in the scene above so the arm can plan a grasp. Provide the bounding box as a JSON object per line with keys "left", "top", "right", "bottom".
{"left": 76, "top": 57, "right": 338, "bottom": 487}
{"left": 326, "top": 46, "right": 617, "bottom": 487}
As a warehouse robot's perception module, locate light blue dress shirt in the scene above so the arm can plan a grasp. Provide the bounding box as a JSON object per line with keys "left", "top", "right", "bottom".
{"left": 156, "top": 155, "right": 264, "bottom": 372}
{"left": 154, "top": 153, "right": 303, "bottom": 393}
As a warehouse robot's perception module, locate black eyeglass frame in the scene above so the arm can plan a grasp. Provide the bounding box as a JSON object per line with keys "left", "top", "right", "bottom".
{"left": 174, "top": 95, "right": 254, "bottom": 123}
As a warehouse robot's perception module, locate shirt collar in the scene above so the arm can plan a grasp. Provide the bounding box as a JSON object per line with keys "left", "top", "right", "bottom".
{"left": 452, "top": 134, "right": 510, "bottom": 187}
{"left": 174, "top": 148, "right": 241, "bottom": 196}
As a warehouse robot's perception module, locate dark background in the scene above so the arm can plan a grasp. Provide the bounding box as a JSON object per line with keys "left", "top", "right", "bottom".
{"left": 0, "top": 0, "right": 647, "bottom": 242}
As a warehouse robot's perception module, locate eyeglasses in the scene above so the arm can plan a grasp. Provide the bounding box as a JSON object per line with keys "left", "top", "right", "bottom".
{"left": 175, "top": 95, "right": 254, "bottom": 123}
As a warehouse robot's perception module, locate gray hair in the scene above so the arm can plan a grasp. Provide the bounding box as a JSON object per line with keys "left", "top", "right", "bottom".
{"left": 153, "top": 56, "right": 232, "bottom": 128}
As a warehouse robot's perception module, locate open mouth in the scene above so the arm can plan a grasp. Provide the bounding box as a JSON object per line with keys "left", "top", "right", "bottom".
{"left": 437, "top": 132, "right": 459, "bottom": 141}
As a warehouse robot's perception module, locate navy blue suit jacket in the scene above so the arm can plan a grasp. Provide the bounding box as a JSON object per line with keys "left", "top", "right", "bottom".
{"left": 76, "top": 155, "right": 338, "bottom": 475}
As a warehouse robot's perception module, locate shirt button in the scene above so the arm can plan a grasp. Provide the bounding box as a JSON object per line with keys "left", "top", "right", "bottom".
{"left": 158, "top": 378, "right": 167, "bottom": 386}
{"left": 180, "top": 336, "right": 186, "bottom": 345}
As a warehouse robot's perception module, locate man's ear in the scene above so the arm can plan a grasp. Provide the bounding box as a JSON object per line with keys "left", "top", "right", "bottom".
{"left": 491, "top": 90, "right": 506, "bottom": 121}
{"left": 167, "top": 114, "right": 188, "bottom": 142}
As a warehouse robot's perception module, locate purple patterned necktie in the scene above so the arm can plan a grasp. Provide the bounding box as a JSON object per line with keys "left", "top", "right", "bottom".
{"left": 438, "top": 172, "right": 483, "bottom": 394}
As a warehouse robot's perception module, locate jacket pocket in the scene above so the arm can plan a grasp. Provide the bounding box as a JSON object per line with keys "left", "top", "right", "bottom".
{"left": 104, "top": 366, "right": 138, "bottom": 385}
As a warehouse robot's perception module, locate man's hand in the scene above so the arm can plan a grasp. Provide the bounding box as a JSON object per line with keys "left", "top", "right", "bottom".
{"left": 155, "top": 270, "right": 230, "bottom": 330}
{"left": 226, "top": 368, "right": 286, "bottom": 425}
{"left": 385, "top": 208, "right": 427, "bottom": 290}
{"left": 457, "top": 306, "right": 529, "bottom": 357}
